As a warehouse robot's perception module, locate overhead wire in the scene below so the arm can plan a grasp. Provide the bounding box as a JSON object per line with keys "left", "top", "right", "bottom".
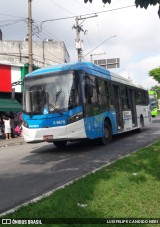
{"left": 0, "top": 4, "right": 135, "bottom": 65}
{"left": 96, "top": 17, "right": 105, "bottom": 53}
{"left": 39, "top": 27, "right": 77, "bottom": 54}
{"left": 0, "top": 13, "right": 26, "bottom": 19}
{"left": 32, "top": 23, "right": 77, "bottom": 60}
{"left": 40, "top": 5, "right": 135, "bottom": 27}
{"left": 0, "top": 19, "right": 25, "bottom": 28}
{"left": 32, "top": 21, "right": 77, "bottom": 58}
{"left": 48, "top": 0, "right": 75, "bottom": 16}
{"left": 73, "top": 0, "right": 96, "bottom": 13}
{"left": 32, "top": 32, "right": 65, "bottom": 64}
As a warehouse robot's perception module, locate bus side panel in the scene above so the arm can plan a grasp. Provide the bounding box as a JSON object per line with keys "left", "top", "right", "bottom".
{"left": 122, "top": 111, "right": 133, "bottom": 131}
{"left": 136, "top": 105, "right": 151, "bottom": 127}
{"left": 67, "top": 119, "right": 87, "bottom": 139}
{"left": 84, "top": 111, "right": 117, "bottom": 139}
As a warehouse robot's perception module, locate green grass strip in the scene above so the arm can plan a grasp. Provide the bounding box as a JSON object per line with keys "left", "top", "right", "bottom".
{"left": 1, "top": 141, "right": 160, "bottom": 227}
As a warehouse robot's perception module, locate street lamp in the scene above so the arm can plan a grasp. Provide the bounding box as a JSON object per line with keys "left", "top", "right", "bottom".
{"left": 83, "top": 35, "right": 116, "bottom": 60}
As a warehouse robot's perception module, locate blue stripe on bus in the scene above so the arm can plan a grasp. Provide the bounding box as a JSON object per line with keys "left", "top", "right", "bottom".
{"left": 22, "top": 106, "right": 83, "bottom": 128}
{"left": 84, "top": 111, "right": 117, "bottom": 139}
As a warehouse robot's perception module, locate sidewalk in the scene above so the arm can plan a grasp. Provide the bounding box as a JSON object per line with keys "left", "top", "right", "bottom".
{"left": 0, "top": 136, "right": 25, "bottom": 148}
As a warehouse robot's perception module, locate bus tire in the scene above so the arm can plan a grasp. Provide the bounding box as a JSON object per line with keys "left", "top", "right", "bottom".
{"left": 53, "top": 141, "right": 67, "bottom": 148}
{"left": 137, "top": 116, "right": 144, "bottom": 133}
{"left": 98, "top": 121, "right": 112, "bottom": 145}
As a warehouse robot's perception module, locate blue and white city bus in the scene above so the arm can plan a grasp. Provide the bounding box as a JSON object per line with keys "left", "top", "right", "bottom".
{"left": 22, "top": 62, "right": 151, "bottom": 147}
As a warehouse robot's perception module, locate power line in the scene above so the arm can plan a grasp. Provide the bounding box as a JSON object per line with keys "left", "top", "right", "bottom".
{"left": 83, "top": 35, "right": 116, "bottom": 58}
{"left": 73, "top": 0, "right": 96, "bottom": 13}
{"left": 0, "top": 19, "right": 25, "bottom": 28}
{"left": 0, "top": 53, "right": 28, "bottom": 58}
{"left": 0, "top": 13, "right": 25, "bottom": 19}
{"left": 32, "top": 38, "right": 64, "bottom": 64}
{"left": 32, "top": 30, "right": 73, "bottom": 62}
{"left": 40, "top": 4, "right": 135, "bottom": 29}
{"left": 33, "top": 23, "right": 77, "bottom": 53}
{"left": 0, "top": 52, "right": 59, "bottom": 67}
{"left": 32, "top": 21, "right": 77, "bottom": 57}
{"left": 96, "top": 17, "right": 105, "bottom": 53}
{"left": 49, "top": 0, "right": 75, "bottom": 16}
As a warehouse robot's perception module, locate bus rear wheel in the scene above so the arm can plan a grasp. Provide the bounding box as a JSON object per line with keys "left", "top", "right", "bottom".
{"left": 53, "top": 141, "right": 67, "bottom": 148}
{"left": 137, "top": 116, "right": 144, "bottom": 133}
{"left": 98, "top": 121, "right": 112, "bottom": 145}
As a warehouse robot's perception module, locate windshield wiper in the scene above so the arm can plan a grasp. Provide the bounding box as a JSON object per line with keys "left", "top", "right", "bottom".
{"left": 49, "top": 89, "right": 64, "bottom": 115}
{"left": 56, "top": 89, "right": 62, "bottom": 98}
{"left": 49, "top": 103, "right": 63, "bottom": 115}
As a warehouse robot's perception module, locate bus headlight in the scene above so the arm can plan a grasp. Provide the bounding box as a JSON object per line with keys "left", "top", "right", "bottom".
{"left": 68, "top": 112, "right": 83, "bottom": 124}
{"left": 22, "top": 120, "right": 28, "bottom": 128}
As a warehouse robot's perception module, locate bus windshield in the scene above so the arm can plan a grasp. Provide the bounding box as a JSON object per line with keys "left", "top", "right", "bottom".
{"left": 23, "top": 70, "right": 80, "bottom": 114}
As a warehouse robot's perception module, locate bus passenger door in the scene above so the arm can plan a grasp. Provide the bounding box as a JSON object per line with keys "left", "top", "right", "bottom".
{"left": 113, "top": 85, "right": 124, "bottom": 131}
{"left": 128, "top": 89, "right": 137, "bottom": 127}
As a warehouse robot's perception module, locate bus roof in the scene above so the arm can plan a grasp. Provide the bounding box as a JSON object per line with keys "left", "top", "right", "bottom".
{"left": 25, "top": 61, "right": 111, "bottom": 80}
{"left": 110, "top": 72, "right": 146, "bottom": 90}
{"left": 25, "top": 61, "right": 147, "bottom": 90}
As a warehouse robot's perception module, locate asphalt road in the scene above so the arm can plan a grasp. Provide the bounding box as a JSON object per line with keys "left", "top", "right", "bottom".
{"left": 0, "top": 117, "right": 160, "bottom": 214}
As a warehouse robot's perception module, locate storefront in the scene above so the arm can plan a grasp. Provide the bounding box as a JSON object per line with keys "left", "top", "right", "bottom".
{"left": 0, "top": 95, "right": 22, "bottom": 112}
{"left": 0, "top": 62, "right": 23, "bottom": 115}
{"left": 0, "top": 62, "right": 39, "bottom": 113}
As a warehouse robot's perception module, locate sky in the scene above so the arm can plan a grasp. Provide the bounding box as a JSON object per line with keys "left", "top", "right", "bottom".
{"left": 0, "top": 0, "right": 160, "bottom": 89}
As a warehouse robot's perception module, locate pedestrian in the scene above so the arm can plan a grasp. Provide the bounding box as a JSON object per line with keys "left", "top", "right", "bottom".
{"left": 3, "top": 116, "right": 11, "bottom": 140}
{"left": 10, "top": 113, "right": 15, "bottom": 138}
{"left": 0, "top": 117, "right": 5, "bottom": 139}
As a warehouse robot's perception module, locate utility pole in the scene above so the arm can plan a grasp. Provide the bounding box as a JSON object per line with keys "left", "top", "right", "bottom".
{"left": 28, "top": 0, "right": 33, "bottom": 73}
{"left": 73, "top": 15, "right": 97, "bottom": 62}
{"left": 75, "top": 17, "right": 82, "bottom": 62}
{"left": 73, "top": 17, "right": 84, "bottom": 62}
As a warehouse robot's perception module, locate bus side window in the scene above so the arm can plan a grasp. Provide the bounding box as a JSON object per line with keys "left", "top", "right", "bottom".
{"left": 145, "top": 91, "right": 149, "bottom": 105}
{"left": 121, "top": 85, "right": 129, "bottom": 110}
{"left": 97, "top": 79, "right": 109, "bottom": 111}
{"left": 142, "top": 90, "right": 149, "bottom": 105}
{"left": 84, "top": 74, "right": 99, "bottom": 116}
{"left": 85, "top": 83, "right": 93, "bottom": 99}
{"left": 136, "top": 90, "right": 142, "bottom": 105}
{"left": 69, "top": 78, "right": 80, "bottom": 108}
{"left": 108, "top": 82, "right": 115, "bottom": 110}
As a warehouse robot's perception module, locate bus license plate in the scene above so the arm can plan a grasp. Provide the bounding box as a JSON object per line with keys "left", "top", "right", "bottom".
{"left": 43, "top": 135, "right": 53, "bottom": 140}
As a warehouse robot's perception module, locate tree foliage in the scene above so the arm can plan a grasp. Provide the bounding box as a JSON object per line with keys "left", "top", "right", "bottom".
{"left": 149, "top": 68, "right": 160, "bottom": 83}
{"left": 150, "top": 85, "right": 160, "bottom": 99}
{"left": 84, "top": 0, "right": 160, "bottom": 17}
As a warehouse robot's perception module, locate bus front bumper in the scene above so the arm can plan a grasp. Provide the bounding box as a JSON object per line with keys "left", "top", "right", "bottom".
{"left": 22, "top": 119, "right": 87, "bottom": 143}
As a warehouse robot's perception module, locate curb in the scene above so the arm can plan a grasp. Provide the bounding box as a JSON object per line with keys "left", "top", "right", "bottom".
{"left": 0, "top": 140, "right": 25, "bottom": 149}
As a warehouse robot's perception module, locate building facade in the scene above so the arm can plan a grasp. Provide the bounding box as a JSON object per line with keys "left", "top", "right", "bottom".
{"left": 0, "top": 34, "right": 70, "bottom": 113}
{"left": 0, "top": 39, "right": 70, "bottom": 68}
{"left": 0, "top": 62, "right": 25, "bottom": 113}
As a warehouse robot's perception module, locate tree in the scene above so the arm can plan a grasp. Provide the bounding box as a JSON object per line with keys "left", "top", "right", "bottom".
{"left": 150, "top": 85, "right": 160, "bottom": 99}
{"left": 84, "top": 0, "right": 160, "bottom": 18}
{"left": 149, "top": 68, "right": 160, "bottom": 83}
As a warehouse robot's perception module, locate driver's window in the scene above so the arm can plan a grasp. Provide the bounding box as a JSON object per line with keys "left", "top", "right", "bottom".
{"left": 83, "top": 74, "right": 99, "bottom": 117}
{"left": 68, "top": 75, "right": 80, "bottom": 108}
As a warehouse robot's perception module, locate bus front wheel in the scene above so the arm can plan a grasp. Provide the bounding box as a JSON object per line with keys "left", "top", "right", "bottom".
{"left": 53, "top": 141, "right": 67, "bottom": 148}
{"left": 99, "top": 121, "right": 112, "bottom": 145}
